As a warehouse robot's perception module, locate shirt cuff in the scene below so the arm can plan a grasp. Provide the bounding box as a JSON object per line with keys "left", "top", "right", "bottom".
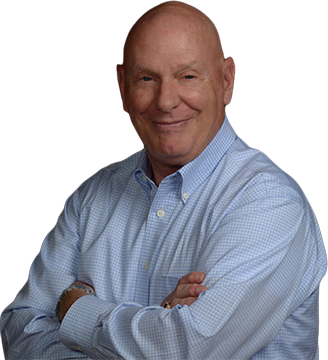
{"left": 59, "top": 294, "right": 115, "bottom": 355}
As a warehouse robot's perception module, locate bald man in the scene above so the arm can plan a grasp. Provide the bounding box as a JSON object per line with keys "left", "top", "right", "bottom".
{"left": 1, "top": 2, "right": 326, "bottom": 359}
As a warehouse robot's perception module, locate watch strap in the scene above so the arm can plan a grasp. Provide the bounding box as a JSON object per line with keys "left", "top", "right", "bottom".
{"left": 56, "top": 284, "right": 94, "bottom": 322}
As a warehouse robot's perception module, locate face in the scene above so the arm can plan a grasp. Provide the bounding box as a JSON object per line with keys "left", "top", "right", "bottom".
{"left": 118, "top": 14, "right": 234, "bottom": 172}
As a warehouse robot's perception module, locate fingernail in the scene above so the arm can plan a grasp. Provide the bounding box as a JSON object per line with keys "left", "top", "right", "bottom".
{"left": 197, "top": 286, "right": 204, "bottom": 294}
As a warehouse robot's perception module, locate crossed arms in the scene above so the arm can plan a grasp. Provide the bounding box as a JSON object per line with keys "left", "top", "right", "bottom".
{"left": 1, "top": 177, "right": 325, "bottom": 359}
{"left": 58, "top": 272, "right": 207, "bottom": 324}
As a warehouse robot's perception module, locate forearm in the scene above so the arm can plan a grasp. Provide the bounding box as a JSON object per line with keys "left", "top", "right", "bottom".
{"left": 1, "top": 307, "right": 90, "bottom": 359}
{"left": 60, "top": 294, "right": 190, "bottom": 359}
{"left": 1, "top": 192, "right": 84, "bottom": 359}
{"left": 59, "top": 199, "right": 325, "bottom": 360}
{"left": 59, "top": 262, "right": 296, "bottom": 359}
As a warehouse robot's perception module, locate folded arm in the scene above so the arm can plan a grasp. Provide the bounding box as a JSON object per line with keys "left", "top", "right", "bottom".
{"left": 59, "top": 197, "right": 325, "bottom": 359}
{"left": 58, "top": 272, "right": 207, "bottom": 323}
{"left": 0, "top": 191, "right": 206, "bottom": 359}
{"left": 1, "top": 189, "right": 326, "bottom": 359}
{"left": 0, "top": 192, "right": 88, "bottom": 359}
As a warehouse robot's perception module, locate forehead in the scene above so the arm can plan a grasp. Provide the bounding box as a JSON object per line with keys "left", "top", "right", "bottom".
{"left": 139, "top": 16, "right": 201, "bottom": 45}
{"left": 126, "top": 15, "right": 211, "bottom": 70}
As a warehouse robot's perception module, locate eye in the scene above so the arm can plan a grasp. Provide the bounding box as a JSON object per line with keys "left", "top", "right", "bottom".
{"left": 141, "top": 76, "right": 153, "bottom": 82}
{"left": 184, "top": 75, "right": 195, "bottom": 80}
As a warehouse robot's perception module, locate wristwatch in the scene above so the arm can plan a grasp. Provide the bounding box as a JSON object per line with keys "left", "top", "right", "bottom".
{"left": 55, "top": 284, "right": 94, "bottom": 322}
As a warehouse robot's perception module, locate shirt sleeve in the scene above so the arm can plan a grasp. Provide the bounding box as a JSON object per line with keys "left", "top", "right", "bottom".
{"left": 59, "top": 191, "right": 327, "bottom": 359}
{"left": 0, "top": 191, "right": 91, "bottom": 359}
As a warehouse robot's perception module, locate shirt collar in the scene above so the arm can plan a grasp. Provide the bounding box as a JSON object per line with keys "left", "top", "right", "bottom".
{"left": 134, "top": 151, "right": 154, "bottom": 199}
{"left": 134, "top": 115, "right": 237, "bottom": 202}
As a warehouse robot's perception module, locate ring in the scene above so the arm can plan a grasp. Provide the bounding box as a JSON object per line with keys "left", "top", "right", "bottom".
{"left": 163, "top": 302, "right": 171, "bottom": 309}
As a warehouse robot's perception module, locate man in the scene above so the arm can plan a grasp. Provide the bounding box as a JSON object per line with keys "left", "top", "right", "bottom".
{"left": 1, "top": 1, "right": 326, "bottom": 359}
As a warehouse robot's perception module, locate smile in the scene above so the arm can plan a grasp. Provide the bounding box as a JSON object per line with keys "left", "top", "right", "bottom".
{"left": 152, "top": 117, "right": 194, "bottom": 131}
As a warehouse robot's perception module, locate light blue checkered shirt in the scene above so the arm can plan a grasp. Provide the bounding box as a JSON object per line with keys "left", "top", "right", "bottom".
{"left": 1, "top": 117, "right": 326, "bottom": 359}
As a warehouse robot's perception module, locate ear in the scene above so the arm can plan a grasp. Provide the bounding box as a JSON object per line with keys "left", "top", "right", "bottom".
{"left": 117, "top": 64, "right": 128, "bottom": 112}
{"left": 223, "top": 57, "right": 235, "bottom": 106}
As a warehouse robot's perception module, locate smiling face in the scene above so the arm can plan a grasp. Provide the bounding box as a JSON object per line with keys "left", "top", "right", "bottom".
{"left": 118, "top": 6, "right": 235, "bottom": 184}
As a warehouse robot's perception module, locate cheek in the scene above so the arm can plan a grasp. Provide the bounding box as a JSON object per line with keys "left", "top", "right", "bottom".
{"left": 181, "top": 87, "right": 211, "bottom": 112}
{"left": 129, "top": 87, "right": 155, "bottom": 113}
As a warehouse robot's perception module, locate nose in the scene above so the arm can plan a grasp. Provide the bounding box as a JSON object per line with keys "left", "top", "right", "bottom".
{"left": 156, "top": 79, "right": 180, "bottom": 113}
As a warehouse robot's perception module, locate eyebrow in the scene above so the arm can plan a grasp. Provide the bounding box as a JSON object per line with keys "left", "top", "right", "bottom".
{"left": 133, "top": 61, "right": 200, "bottom": 75}
{"left": 175, "top": 61, "right": 198, "bottom": 73}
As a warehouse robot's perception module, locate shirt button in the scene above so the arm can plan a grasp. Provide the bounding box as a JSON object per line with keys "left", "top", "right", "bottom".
{"left": 144, "top": 262, "right": 150, "bottom": 270}
{"left": 142, "top": 175, "right": 148, "bottom": 182}
{"left": 183, "top": 193, "right": 189, "bottom": 200}
{"left": 157, "top": 209, "right": 165, "bottom": 218}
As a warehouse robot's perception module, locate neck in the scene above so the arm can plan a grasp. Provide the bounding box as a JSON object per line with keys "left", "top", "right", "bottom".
{"left": 148, "top": 156, "right": 182, "bottom": 187}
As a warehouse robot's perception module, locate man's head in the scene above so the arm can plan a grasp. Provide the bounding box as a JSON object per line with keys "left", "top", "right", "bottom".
{"left": 117, "top": 1, "right": 235, "bottom": 183}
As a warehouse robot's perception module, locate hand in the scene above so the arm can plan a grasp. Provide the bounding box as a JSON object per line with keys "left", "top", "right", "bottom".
{"left": 58, "top": 281, "right": 95, "bottom": 323}
{"left": 161, "top": 271, "right": 207, "bottom": 308}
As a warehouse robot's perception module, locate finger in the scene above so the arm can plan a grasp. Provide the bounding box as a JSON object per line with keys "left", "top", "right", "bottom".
{"left": 160, "top": 272, "right": 207, "bottom": 306}
{"left": 161, "top": 296, "right": 171, "bottom": 307}
{"left": 178, "top": 271, "right": 206, "bottom": 285}
{"left": 175, "top": 283, "right": 207, "bottom": 298}
{"left": 160, "top": 285, "right": 207, "bottom": 307}
{"left": 171, "top": 297, "right": 198, "bottom": 308}
{"left": 161, "top": 291, "right": 177, "bottom": 306}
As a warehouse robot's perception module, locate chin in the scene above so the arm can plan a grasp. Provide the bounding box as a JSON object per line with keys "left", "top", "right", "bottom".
{"left": 158, "top": 149, "right": 194, "bottom": 166}
{"left": 158, "top": 144, "right": 187, "bottom": 157}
